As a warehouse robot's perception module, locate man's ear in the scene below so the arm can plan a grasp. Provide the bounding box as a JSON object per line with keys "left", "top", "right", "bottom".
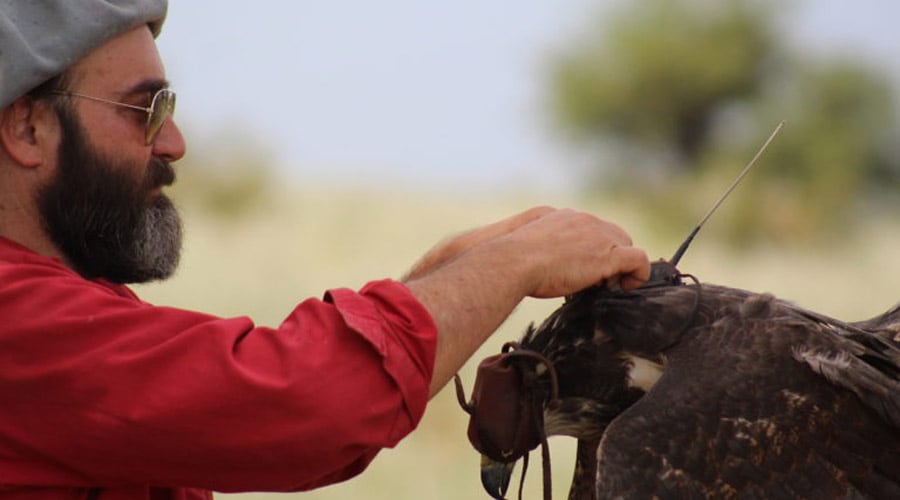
{"left": 0, "top": 97, "right": 56, "bottom": 168}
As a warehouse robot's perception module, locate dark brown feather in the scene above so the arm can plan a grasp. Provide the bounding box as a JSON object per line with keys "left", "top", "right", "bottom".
{"left": 509, "top": 282, "right": 900, "bottom": 499}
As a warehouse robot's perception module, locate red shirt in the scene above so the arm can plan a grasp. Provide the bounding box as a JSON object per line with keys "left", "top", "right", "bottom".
{"left": 0, "top": 237, "right": 437, "bottom": 500}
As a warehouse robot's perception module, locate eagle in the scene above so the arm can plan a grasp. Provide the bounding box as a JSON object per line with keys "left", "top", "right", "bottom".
{"left": 457, "top": 263, "right": 900, "bottom": 499}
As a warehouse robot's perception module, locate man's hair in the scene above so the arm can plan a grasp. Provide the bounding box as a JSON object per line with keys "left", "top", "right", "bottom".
{"left": 21, "top": 71, "right": 77, "bottom": 121}
{"left": 26, "top": 71, "right": 72, "bottom": 103}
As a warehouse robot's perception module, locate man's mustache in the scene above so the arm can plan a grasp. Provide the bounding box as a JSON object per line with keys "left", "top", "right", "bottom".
{"left": 146, "top": 157, "right": 176, "bottom": 191}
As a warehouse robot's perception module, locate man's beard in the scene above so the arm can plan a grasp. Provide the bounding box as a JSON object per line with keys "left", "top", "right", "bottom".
{"left": 36, "top": 106, "right": 183, "bottom": 284}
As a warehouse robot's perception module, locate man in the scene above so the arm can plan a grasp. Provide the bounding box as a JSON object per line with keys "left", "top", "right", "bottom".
{"left": 0, "top": 1, "right": 650, "bottom": 499}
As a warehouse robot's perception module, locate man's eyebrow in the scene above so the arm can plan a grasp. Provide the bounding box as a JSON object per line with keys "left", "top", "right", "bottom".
{"left": 122, "top": 78, "right": 171, "bottom": 97}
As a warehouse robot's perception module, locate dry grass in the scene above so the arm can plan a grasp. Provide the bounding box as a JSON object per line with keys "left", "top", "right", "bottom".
{"left": 134, "top": 184, "right": 900, "bottom": 499}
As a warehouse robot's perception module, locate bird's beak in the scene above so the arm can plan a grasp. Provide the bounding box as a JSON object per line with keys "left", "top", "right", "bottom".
{"left": 480, "top": 454, "right": 516, "bottom": 499}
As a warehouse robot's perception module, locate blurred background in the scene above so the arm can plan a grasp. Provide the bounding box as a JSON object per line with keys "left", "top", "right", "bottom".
{"left": 138, "top": 0, "right": 900, "bottom": 498}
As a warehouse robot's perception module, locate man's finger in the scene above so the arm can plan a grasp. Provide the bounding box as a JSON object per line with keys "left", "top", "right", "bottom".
{"left": 610, "top": 246, "right": 651, "bottom": 291}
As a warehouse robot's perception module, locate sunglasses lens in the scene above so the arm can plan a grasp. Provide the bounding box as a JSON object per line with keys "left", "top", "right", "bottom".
{"left": 145, "top": 89, "right": 176, "bottom": 145}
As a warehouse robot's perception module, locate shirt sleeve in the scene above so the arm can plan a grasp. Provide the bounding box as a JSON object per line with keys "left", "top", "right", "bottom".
{"left": 0, "top": 262, "right": 438, "bottom": 492}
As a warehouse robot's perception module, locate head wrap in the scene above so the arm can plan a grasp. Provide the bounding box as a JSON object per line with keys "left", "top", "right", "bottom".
{"left": 0, "top": 0, "right": 168, "bottom": 109}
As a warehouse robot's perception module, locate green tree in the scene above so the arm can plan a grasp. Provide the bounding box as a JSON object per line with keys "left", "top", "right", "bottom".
{"left": 550, "top": 0, "right": 900, "bottom": 245}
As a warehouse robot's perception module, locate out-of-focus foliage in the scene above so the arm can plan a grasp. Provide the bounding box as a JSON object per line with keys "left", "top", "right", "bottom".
{"left": 168, "top": 130, "right": 274, "bottom": 221}
{"left": 549, "top": 0, "right": 900, "bottom": 246}
{"left": 553, "top": 0, "right": 774, "bottom": 169}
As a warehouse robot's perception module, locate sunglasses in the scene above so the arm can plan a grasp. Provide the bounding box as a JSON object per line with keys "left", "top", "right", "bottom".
{"left": 49, "top": 88, "right": 176, "bottom": 145}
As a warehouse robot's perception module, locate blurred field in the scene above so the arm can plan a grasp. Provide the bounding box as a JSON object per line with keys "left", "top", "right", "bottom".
{"left": 134, "top": 184, "right": 899, "bottom": 500}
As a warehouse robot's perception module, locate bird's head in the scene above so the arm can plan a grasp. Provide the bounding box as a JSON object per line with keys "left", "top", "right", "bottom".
{"left": 456, "top": 260, "right": 695, "bottom": 498}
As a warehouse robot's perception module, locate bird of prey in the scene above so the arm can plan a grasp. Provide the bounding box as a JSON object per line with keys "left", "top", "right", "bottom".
{"left": 457, "top": 266, "right": 900, "bottom": 499}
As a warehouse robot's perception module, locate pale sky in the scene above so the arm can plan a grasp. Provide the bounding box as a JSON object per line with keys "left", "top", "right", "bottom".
{"left": 156, "top": 0, "right": 900, "bottom": 193}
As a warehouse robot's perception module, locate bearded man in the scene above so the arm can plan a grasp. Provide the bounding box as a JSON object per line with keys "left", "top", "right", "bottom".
{"left": 0, "top": 2, "right": 650, "bottom": 499}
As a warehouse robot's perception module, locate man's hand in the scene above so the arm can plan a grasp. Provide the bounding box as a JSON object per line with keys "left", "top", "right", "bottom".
{"left": 404, "top": 206, "right": 554, "bottom": 281}
{"left": 404, "top": 206, "right": 651, "bottom": 397}
{"left": 496, "top": 207, "right": 650, "bottom": 296}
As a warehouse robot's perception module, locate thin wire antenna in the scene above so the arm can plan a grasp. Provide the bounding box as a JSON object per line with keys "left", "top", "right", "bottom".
{"left": 670, "top": 120, "right": 785, "bottom": 265}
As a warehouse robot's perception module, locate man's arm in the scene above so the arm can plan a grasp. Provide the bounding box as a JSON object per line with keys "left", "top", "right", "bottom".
{"left": 403, "top": 207, "right": 651, "bottom": 397}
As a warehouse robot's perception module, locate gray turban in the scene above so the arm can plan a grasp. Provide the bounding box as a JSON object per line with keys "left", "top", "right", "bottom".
{"left": 0, "top": 0, "right": 168, "bottom": 109}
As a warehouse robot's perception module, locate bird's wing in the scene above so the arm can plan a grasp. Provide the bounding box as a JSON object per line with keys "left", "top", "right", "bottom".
{"left": 592, "top": 286, "right": 900, "bottom": 499}
{"left": 791, "top": 305, "right": 900, "bottom": 429}
{"left": 851, "top": 303, "right": 900, "bottom": 337}
{"left": 592, "top": 283, "right": 746, "bottom": 358}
